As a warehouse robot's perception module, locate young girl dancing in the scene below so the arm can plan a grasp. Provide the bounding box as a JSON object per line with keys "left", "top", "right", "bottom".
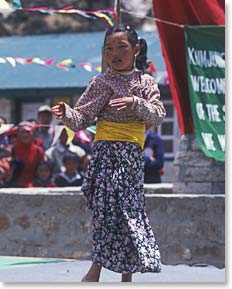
{"left": 52, "top": 24, "right": 166, "bottom": 282}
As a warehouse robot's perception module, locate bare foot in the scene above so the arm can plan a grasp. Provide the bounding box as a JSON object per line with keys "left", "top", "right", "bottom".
{"left": 81, "top": 262, "right": 102, "bottom": 282}
{"left": 81, "top": 276, "right": 98, "bottom": 282}
{"left": 81, "top": 274, "right": 100, "bottom": 282}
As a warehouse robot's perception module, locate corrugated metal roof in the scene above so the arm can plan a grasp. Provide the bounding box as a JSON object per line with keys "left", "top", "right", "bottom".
{"left": 0, "top": 30, "right": 165, "bottom": 90}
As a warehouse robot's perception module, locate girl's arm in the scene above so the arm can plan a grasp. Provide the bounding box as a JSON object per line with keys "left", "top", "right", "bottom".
{"left": 109, "top": 76, "right": 166, "bottom": 127}
{"left": 131, "top": 76, "right": 166, "bottom": 127}
{"left": 52, "top": 77, "right": 111, "bottom": 132}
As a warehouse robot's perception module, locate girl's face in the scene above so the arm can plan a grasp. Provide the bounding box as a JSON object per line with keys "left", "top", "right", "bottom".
{"left": 104, "top": 32, "right": 140, "bottom": 71}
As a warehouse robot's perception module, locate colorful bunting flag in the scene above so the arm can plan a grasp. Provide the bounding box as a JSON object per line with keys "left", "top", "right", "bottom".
{"left": 0, "top": 56, "right": 102, "bottom": 73}
{"left": 56, "top": 63, "right": 70, "bottom": 72}
{"left": 0, "top": 57, "right": 6, "bottom": 63}
{"left": 6, "top": 57, "right": 16, "bottom": 67}
{"left": 0, "top": 55, "right": 166, "bottom": 83}
{"left": 1, "top": 2, "right": 116, "bottom": 27}
{"left": 26, "top": 58, "right": 33, "bottom": 64}
{"left": 15, "top": 57, "right": 26, "bottom": 64}
{"left": 31, "top": 57, "right": 45, "bottom": 65}
{"left": 59, "top": 59, "right": 73, "bottom": 66}
{"left": 95, "top": 65, "right": 102, "bottom": 73}
{"left": 11, "top": 0, "right": 22, "bottom": 9}
{"left": 45, "top": 58, "right": 55, "bottom": 66}
{"left": 79, "top": 62, "right": 93, "bottom": 72}
{"left": 92, "top": 11, "right": 115, "bottom": 27}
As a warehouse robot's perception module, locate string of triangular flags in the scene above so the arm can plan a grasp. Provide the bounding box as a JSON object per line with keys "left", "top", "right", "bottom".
{"left": 0, "top": 56, "right": 102, "bottom": 72}
{"left": 0, "top": 55, "right": 168, "bottom": 83}
{"left": 0, "top": 1, "right": 168, "bottom": 82}
{"left": 0, "top": 0, "right": 116, "bottom": 27}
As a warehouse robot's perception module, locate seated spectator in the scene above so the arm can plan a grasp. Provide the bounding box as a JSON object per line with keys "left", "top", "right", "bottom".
{"left": 0, "top": 166, "right": 6, "bottom": 187}
{"left": 144, "top": 129, "right": 165, "bottom": 184}
{"left": 80, "top": 154, "right": 92, "bottom": 179}
{"left": 36, "top": 105, "right": 54, "bottom": 150}
{"left": 26, "top": 119, "right": 44, "bottom": 147}
{"left": 0, "top": 157, "right": 11, "bottom": 187}
{"left": 0, "top": 116, "right": 12, "bottom": 158}
{"left": 29, "top": 160, "right": 56, "bottom": 188}
{"left": 12, "top": 121, "right": 45, "bottom": 187}
{"left": 54, "top": 153, "right": 83, "bottom": 187}
{"left": 45, "top": 125, "right": 86, "bottom": 175}
{"left": 4, "top": 157, "right": 24, "bottom": 188}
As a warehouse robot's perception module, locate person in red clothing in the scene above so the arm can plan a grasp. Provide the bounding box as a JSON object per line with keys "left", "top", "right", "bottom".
{"left": 12, "top": 121, "right": 45, "bottom": 187}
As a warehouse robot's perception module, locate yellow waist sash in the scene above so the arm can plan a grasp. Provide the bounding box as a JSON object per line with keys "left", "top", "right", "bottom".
{"left": 94, "top": 121, "right": 146, "bottom": 148}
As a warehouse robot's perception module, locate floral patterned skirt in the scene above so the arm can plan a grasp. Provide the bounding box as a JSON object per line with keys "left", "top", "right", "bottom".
{"left": 81, "top": 141, "right": 161, "bottom": 274}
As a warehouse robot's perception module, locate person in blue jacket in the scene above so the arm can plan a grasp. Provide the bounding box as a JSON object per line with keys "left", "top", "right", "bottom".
{"left": 144, "top": 129, "right": 164, "bottom": 183}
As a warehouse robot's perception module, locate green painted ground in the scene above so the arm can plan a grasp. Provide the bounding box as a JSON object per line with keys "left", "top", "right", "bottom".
{"left": 0, "top": 256, "right": 66, "bottom": 270}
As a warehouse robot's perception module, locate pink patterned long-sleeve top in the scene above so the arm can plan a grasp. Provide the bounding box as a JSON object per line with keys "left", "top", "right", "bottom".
{"left": 61, "top": 68, "right": 166, "bottom": 131}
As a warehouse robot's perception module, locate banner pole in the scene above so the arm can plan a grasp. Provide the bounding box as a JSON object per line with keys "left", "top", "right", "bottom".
{"left": 115, "top": 0, "right": 121, "bottom": 24}
{"left": 102, "top": 0, "right": 121, "bottom": 72}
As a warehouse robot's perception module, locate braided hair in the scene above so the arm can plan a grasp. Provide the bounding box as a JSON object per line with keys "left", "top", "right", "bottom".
{"left": 104, "top": 24, "right": 149, "bottom": 72}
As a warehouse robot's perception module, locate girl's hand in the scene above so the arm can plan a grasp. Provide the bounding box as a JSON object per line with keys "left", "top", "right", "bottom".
{"left": 109, "top": 97, "right": 133, "bottom": 110}
{"left": 52, "top": 101, "right": 66, "bottom": 119}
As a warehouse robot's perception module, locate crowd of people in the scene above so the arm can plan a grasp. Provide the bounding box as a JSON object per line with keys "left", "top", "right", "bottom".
{"left": 0, "top": 104, "right": 165, "bottom": 189}
{"left": 0, "top": 105, "right": 94, "bottom": 188}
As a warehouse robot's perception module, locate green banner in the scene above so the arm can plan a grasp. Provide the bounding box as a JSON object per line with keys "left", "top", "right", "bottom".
{"left": 184, "top": 26, "right": 225, "bottom": 161}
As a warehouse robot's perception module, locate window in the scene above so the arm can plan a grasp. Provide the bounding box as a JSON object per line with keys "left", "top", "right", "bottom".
{"left": 156, "top": 85, "right": 180, "bottom": 159}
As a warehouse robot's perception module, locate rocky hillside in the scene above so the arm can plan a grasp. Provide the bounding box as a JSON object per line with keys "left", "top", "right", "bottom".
{"left": 0, "top": 0, "right": 155, "bottom": 36}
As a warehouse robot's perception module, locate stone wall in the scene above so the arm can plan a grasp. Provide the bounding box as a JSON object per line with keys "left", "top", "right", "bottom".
{"left": 0, "top": 186, "right": 225, "bottom": 268}
{"left": 173, "top": 135, "right": 225, "bottom": 194}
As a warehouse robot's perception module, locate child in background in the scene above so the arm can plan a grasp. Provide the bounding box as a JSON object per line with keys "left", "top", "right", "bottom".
{"left": 29, "top": 160, "right": 56, "bottom": 188}
{"left": 52, "top": 24, "right": 166, "bottom": 282}
{"left": 36, "top": 105, "right": 54, "bottom": 150}
{"left": 45, "top": 125, "right": 86, "bottom": 175}
{"left": 144, "top": 128, "right": 165, "bottom": 183}
{"left": 0, "top": 116, "right": 12, "bottom": 158}
{"left": 54, "top": 153, "right": 83, "bottom": 187}
{"left": 0, "top": 157, "right": 10, "bottom": 187}
{"left": 13, "top": 121, "right": 45, "bottom": 187}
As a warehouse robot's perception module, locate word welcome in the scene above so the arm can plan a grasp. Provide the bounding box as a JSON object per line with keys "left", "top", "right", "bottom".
{"left": 190, "top": 75, "right": 225, "bottom": 95}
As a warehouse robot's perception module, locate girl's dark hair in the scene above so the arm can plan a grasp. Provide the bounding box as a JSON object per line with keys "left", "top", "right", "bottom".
{"left": 137, "top": 38, "right": 149, "bottom": 71}
{"left": 104, "top": 24, "right": 149, "bottom": 72}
